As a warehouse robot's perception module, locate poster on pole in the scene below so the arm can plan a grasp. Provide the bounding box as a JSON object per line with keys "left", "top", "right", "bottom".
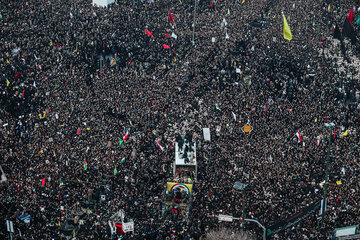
{"left": 203, "top": 128, "right": 211, "bottom": 141}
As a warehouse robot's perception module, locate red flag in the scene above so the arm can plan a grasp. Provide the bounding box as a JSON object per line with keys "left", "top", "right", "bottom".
{"left": 347, "top": 8, "right": 354, "bottom": 24}
{"left": 77, "top": 129, "right": 81, "bottom": 134}
{"left": 42, "top": 178, "right": 46, "bottom": 186}
{"left": 56, "top": 42, "right": 59, "bottom": 48}
{"left": 296, "top": 131, "right": 302, "bottom": 143}
{"left": 129, "top": 57, "right": 133, "bottom": 64}
{"left": 169, "top": 12, "right": 175, "bottom": 23}
{"left": 22, "top": 90, "right": 25, "bottom": 98}
{"left": 156, "top": 140, "right": 164, "bottom": 151}
{"left": 123, "top": 131, "right": 129, "bottom": 141}
{"left": 145, "top": 29, "right": 153, "bottom": 37}
{"left": 15, "top": 73, "right": 19, "bottom": 78}
{"left": 163, "top": 44, "right": 170, "bottom": 49}
{"left": 166, "top": 33, "right": 170, "bottom": 38}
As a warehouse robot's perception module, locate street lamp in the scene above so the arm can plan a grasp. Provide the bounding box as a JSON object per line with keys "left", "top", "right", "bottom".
{"left": 192, "top": 0, "right": 198, "bottom": 45}
{"left": 233, "top": 182, "right": 246, "bottom": 229}
{"left": 321, "top": 122, "right": 335, "bottom": 227}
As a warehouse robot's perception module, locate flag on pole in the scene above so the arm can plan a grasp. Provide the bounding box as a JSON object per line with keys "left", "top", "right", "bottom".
{"left": 123, "top": 131, "right": 129, "bottom": 141}
{"left": 156, "top": 140, "right": 164, "bottom": 151}
{"left": 282, "top": 13, "right": 293, "bottom": 41}
{"left": 347, "top": 8, "right": 354, "bottom": 24}
{"left": 120, "top": 158, "right": 126, "bottom": 163}
{"left": 296, "top": 131, "right": 302, "bottom": 143}
{"left": 342, "top": 130, "right": 348, "bottom": 136}
{"left": 333, "top": 24, "right": 342, "bottom": 40}
{"left": 42, "top": 178, "right": 46, "bottom": 186}
{"left": 145, "top": 29, "right": 153, "bottom": 37}
{"left": 169, "top": 12, "right": 175, "bottom": 23}
{"left": 215, "top": 104, "right": 221, "bottom": 111}
{"left": 6, "top": 79, "right": 10, "bottom": 87}
{"left": 113, "top": 166, "right": 117, "bottom": 176}
{"left": 119, "top": 139, "right": 124, "bottom": 147}
{"left": 166, "top": 33, "right": 170, "bottom": 38}
{"left": 342, "top": 18, "right": 356, "bottom": 43}
{"left": 316, "top": 138, "right": 320, "bottom": 147}
{"left": 242, "top": 0, "right": 245, "bottom": 4}
{"left": 163, "top": 44, "right": 170, "bottom": 49}
{"left": 232, "top": 112, "right": 236, "bottom": 121}
{"left": 84, "top": 161, "right": 87, "bottom": 170}
{"left": 130, "top": 147, "right": 136, "bottom": 159}
{"left": 228, "top": 8, "right": 230, "bottom": 15}
{"left": 357, "top": 15, "right": 360, "bottom": 26}
{"left": 328, "top": 4, "right": 331, "bottom": 12}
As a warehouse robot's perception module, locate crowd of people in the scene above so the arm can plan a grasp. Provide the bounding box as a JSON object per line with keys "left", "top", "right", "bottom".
{"left": 0, "top": 0, "right": 359, "bottom": 239}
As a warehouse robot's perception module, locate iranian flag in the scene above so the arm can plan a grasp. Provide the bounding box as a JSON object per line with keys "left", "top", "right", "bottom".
{"left": 84, "top": 160, "right": 88, "bottom": 170}
{"left": 123, "top": 131, "right": 129, "bottom": 141}
{"left": 156, "top": 140, "right": 164, "bottom": 151}
{"left": 296, "top": 131, "right": 302, "bottom": 143}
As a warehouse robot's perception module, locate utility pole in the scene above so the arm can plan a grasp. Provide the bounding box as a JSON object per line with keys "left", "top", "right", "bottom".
{"left": 233, "top": 182, "right": 246, "bottom": 229}
{"left": 192, "top": 0, "right": 197, "bottom": 46}
{"left": 321, "top": 123, "right": 335, "bottom": 227}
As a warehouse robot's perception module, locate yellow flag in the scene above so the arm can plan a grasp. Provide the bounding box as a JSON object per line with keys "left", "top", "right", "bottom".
{"left": 282, "top": 13, "right": 293, "bottom": 41}
{"left": 336, "top": 180, "right": 342, "bottom": 185}
{"left": 6, "top": 59, "right": 10, "bottom": 64}
{"left": 39, "top": 111, "right": 46, "bottom": 119}
{"left": 342, "top": 130, "right": 348, "bottom": 136}
{"left": 328, "top": 4, "right": 331, "bottom": 12}
{"left": 50, "top": 41, "right": 53, "bottom": 46}
{"left": 58, "top": 221, "right": 61, "bottom": 227}
{"left": 75, "top": 43, "right": 78, "bottom": 52}
{"left": 314, "top": 118, "right": 318, "bottom": 123}
{"left": 6, "top": 79, "right": 10, "bottom": 87}
{"left": 242, "top": 0, "right": 245, "bottom": 3}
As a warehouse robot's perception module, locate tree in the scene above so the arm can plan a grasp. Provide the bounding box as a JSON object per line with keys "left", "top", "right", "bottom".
{"left": 205, "top": 228, "right": 254, "bottom": 240}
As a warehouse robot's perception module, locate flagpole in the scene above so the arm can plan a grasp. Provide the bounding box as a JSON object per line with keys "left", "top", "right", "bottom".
{"left": 192, "top": 0, "right": 197, "bottom": 46}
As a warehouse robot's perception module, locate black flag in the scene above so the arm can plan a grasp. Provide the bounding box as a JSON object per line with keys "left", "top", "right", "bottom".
{"left": 343, "top": 18, "right": 356, "bottom": 44}
{"left": 333, "top": 24, "right": 342, "bottom": 40}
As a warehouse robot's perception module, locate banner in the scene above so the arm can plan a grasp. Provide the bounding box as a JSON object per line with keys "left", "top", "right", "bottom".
{"left": 266, "top": 201, "right": 321, "bottom": 237}
{"left": 167, "top": 182, "right": 193, "bottom": 194}
{"left": 122, "top": 221, "right": 134, "bottom": 233}
{"left": 203, "top": 128, "right": 211, "bottom": 141}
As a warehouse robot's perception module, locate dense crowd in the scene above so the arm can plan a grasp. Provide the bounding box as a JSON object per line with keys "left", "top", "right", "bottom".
{"left": 0, "top": 0, "right": 359, "bottom": 239}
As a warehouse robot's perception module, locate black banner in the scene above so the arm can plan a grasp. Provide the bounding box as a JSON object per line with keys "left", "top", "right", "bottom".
{"left": 266, "top": 201, "right": 321, "bottom": 238}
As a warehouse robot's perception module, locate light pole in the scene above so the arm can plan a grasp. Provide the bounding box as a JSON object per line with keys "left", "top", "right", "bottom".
{"left": 321, "top": 122, "right": 335, "bottom": 227}
{"left": 192, "top": 0, "right": 197, "bottom": 45}
{"left": 233, "top": 182, "right": 246, "bottom": 229}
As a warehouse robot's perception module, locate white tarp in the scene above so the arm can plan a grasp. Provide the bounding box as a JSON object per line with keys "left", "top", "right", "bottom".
{"left": 92, "top": 0, "right": 115, "bottom": 7}
{"left": 203, "top": 128, "right": 211, "bottom": 141}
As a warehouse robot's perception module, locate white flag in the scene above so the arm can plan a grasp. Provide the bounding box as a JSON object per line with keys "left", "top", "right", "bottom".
{"left": 225, "top": 32, "right": 229, "bottom": 40}
{"left": 171, "top": 32, "right": 177, "bottom": 39}
{"left": 232, "top": 112, "right": 236, "bottom": 121}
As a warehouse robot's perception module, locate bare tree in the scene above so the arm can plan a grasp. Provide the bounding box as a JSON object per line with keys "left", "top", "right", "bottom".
{"left": 205, "top": 228, "right": 254, "bottom": 240}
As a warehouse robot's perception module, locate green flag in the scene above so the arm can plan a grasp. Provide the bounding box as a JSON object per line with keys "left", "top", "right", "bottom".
{"left": 113, "top": 166, "right": 117, "bottom": 176}
{"left": 84, "top": 161, "right": 87, "bottom": 170}
{"left": 118, "top": 138, "right": 124, "bottom": 147}
{"left": 357, "top": 15, "right": 360, "bottom": 26}
{"left": 129, "top": 120, "right": 133, "bottom": 126}
{"left": 120, "top": 158, "right": 126, "bottom": 163}
{"left": 228, "top": 9, "right": 230, "bottom": 15}
{"left": 215, "top": 104, "right": 221, "bottom": 111}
